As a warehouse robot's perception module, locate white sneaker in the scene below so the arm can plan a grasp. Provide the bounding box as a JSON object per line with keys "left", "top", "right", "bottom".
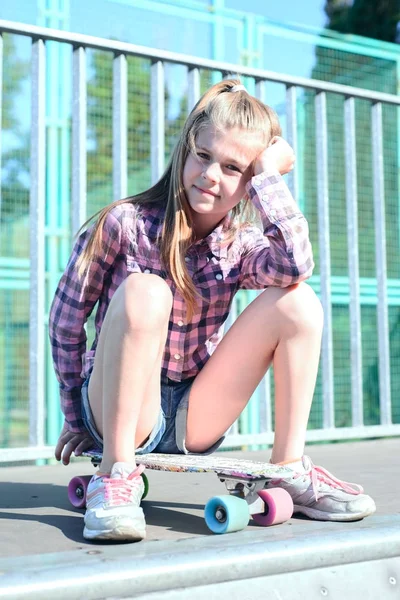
{"left": 266, "top": 455, "right": 376, "bottom": 522}
{"left": 83, "top": 462, "right": 146, "bottom": 541}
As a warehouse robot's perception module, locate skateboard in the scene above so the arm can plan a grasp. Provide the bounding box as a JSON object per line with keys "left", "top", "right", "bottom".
{"left": 68, "top": 451, "right": 294, "bottom": 534}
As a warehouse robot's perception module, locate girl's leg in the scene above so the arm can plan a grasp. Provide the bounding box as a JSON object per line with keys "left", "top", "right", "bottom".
{"left": 185, "top": 282, "right": 323, "bottom": 460}
{"left": 88, "top": 273, "right": 172, "bottom": 474}
{"left": 185, "top": 282, "right": 376, "bottom": 522}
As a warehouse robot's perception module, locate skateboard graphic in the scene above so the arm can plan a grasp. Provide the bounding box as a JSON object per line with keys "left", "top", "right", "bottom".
{"left": 68, "top": 451, "right": 294, "bottom": 534}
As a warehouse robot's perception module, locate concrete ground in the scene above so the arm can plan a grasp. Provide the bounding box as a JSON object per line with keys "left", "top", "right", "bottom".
{"left": 0, "top": 438, "right": 399, "bottom": 558}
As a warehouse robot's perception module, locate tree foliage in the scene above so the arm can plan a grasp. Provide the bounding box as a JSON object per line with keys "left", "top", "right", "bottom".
{"left": 86, "top": 51, "right": 152, "bottom": 196}
{"left": 325, "top": 0, "right": 400, "bottom": 42}
{"left": 1, "top": 34, "right": 29, "bottom": 223}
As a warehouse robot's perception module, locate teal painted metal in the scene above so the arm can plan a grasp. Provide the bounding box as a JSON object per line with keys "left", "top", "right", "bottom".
{"left": 38, "top": 0, "right": 70, "bottom": 447}
{"left": 211, "top": 0, "right": 224, "bottom": 84}
{"left": 258, "top": 22, "right": 400, "bottom": 62}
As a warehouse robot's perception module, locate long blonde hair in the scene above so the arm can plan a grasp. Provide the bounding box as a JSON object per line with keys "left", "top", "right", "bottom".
{"left": 76, "top": 78, "right": 281, "bottom": 319}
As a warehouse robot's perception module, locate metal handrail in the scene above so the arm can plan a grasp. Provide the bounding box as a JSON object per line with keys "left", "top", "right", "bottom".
{"left": 1, "top": 19, "right": 400, "bottom": 104}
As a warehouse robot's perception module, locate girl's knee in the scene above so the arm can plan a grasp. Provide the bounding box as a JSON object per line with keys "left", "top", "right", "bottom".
{"left": 285, "top": 282, "right": 324, "bottom": 331}
{"left": 110, "top": 273, "right": 173, "bottom": 328}
{"left": 271, "top": 282, "right": 323, "bottom": 335}
{"left": 124, "top": 272, "right": 172, "bottom": 301}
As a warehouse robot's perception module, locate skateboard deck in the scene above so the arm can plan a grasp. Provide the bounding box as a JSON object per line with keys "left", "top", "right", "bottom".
{"left": 68, "top": 451, "right": 294, "bottom": 534}
{"left": 84, "top": 449, "right": 293, "bottom": 479}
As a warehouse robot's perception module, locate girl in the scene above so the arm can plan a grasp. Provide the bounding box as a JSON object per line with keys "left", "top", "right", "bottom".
{"left": 49, "top": 79, "right": 375, "bottom": 542}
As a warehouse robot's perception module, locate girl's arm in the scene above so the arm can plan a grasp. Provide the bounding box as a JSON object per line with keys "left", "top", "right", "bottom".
{"left": 48, "top": 209, "right": 123, "bottom": 433}
{"left": 238, "top": 140, "right": 314, "bottom": 289}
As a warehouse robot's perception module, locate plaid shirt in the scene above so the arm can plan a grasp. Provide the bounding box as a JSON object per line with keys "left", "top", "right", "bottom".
{"left": 49, "top": 171, "right": 314, "bottom": 432}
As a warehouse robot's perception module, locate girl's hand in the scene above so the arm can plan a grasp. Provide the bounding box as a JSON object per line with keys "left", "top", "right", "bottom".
{"left": 55, "top": 421, "right": 95, "bottom": 465}
{"left": 254, "top": 136, "right": 295, "bottom": 176}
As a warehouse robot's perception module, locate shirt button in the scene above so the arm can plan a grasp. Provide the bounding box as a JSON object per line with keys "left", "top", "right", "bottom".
{"left": 177, "top": 320, "right": 184, "bottom": 327}
{"left": 215, "top": 273, "right": 223, "bottom": 280}
{"left": 144, "top": 269, "right": 151, "bottom": 274}
{"left": 174, "top": 353, "right": 181, "bottom": 360}
{"left": 262, "top": 194, "right": 269, "bottom": 201}
{"left": 185, "top": 257, "right": 190, "bottom": 262}
{"left": 270, "top": 209, "right": 277, "bottom": 217}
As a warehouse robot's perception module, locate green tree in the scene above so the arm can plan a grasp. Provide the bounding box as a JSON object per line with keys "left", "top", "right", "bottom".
{"left": 86, "top": 51, "right": 152, "bottom": 211}
{"left": 325, "top": 0, "right": 400, "bottom": 43}
{"left": 1, "top": 34, "right": 29, "bottom": 226}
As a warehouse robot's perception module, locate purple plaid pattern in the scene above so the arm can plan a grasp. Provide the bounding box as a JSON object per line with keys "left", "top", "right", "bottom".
{"left": 49, "top": 171, "right": 314, "bottom": 432}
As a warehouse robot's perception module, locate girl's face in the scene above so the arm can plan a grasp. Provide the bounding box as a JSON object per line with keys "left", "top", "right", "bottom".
{"left": 183, "top": 125, "right": 262, "bottom": 239}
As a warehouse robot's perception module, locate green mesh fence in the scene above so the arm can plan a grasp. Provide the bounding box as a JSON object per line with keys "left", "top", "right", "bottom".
{"left": 299, "top": 47, "right": 400, "bottom": 432}
{"left": 1, "top": 15, "right": 400, "bottom": 451}
{"left": 0, "top": 33, "right": 31, "bottom": 448}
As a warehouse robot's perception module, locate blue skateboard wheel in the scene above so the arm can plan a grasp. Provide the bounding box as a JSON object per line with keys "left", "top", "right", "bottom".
{"left": 204, "top": 495, "right": 249, "bottom": 534}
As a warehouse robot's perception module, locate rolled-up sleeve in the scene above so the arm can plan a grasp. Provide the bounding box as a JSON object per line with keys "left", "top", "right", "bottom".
{"left": 238, "top": 171, "right": 314, "bottom": 289}
{"left": 48, "top": 211, "right": 123, "bottom": 432}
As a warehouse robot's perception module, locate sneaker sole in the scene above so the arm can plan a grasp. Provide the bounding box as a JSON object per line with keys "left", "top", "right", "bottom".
{"left": 83, "top": 510, "right": 146, "bottom": 542}
{"left": 83, "top": 523, "right": 146, "bottom": 541}
{"left": 293, "top": 504, "right": 376, "bottom": 522}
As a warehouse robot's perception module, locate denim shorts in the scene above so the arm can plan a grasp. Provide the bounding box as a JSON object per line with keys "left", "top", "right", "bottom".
{"left": 81, "top": 376, "right": 225, "bottom": 455}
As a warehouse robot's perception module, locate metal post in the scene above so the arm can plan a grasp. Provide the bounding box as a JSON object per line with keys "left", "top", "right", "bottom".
{"left": 211, "top": 0, "right": 224, "bottom": 84}
{"left": 0, "top": 33, "right": 2, "bottom": 220}
{"left": 151, "top": 60, "right": 165, "bottom": 184}
{"left": 371, "top": 102, "right": 391, "bottom": 425}
{"left": 254, "top": 80, "right": 272, "bottom": 437}
{"left": 113, "top": 53, "right": 127, "bottom": 201}
{"left": 344, "top": 96, "right": 363, "bottom": 427}
{"left": 29, "top": 38, "right": 46, "bottom": 447}
{"left": 255, "top": 79, "right": 266, "bottom": 103}
{"left": 187, "top": 67, "right": 200, "bottom": 113}
{"left": 315, "top": 91, "right": 335, "bottom": 429}
{"left": 72, "top": 45, "right": 87, "bottom": 235}
{"left": 40, "top": 0, "right": 73, "bottom": 444}
{"left": 286, "top": 85, "right": 299, "bottom": 202}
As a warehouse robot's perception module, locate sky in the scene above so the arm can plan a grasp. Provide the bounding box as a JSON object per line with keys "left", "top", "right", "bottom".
{"left": 227, "top": 0, "right": 327, "bottom": 28}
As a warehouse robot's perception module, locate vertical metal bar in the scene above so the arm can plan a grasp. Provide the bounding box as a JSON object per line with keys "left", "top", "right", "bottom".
{"left": 72, "top": 45, "right": 86, "bottom": 236}
{"left": 29, "top": 38, "right": 46, "bottom": 447}
{"left": 261, "top": 370, "right": 272, "bottom": 434}
{"left": 187, "top": 67, "right": 200, "bottom": 114}
{"left": 344, "top": 97, "right": 363, "bottom": 427}
{"left": 113, "top": 53, "right": 127, "bottom": 200}
{"left": 286, "top": 85, "right": 299, "bottom": 201}
{"left": 315, "top": 92, "right": 335, "bottom": 429}
{"left": 45, "top": 36, "right": 61, "bottom": 445}
{"left": 211, "top": 0, "right": 224, "bottom": 85}
{"left": 227, "top": 299, "right": 239, "bottom": 435}
{"left": 0, "top": 33, "right": 2, "bottom": 220}
{"left": 254, "top": 78, "right": 271, "bottom": 280}
{"left": 371, "top": 102, "right": 391, "bottom": 425}
{"left": 255, "top": 79, "right": 266, "bottom": 103}
{"left": 151, "top": 60, "right": 165, "bottom": 184}
{"left": 396, "top": 59, "right": 400, "bottom": 261}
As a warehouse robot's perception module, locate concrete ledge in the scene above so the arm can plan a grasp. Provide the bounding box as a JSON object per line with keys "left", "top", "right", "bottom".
{"left": 0, "top": 516, "right": 399, "bottom": 599}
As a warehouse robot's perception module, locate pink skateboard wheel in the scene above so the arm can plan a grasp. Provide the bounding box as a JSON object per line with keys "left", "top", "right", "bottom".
{"left": 68, "top": 475, "right": 92, "bottom": 508}
{"left": 252, "top": 488, "right": 294, "bottom": 526}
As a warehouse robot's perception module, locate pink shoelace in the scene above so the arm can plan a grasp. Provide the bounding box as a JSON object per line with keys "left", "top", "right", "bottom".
{"left": 271, "top": 459, "right": 364, "bottom": 502}
{"left": 303, "top": 462, "right": 364, "bottom": 501}
{"left": 102, "top": 465, "right": 145, "bottom": 506}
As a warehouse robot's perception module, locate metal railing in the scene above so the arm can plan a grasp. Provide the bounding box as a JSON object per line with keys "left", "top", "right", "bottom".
{"left": 0, "top": 18, "right": 400, "bottom": 462}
